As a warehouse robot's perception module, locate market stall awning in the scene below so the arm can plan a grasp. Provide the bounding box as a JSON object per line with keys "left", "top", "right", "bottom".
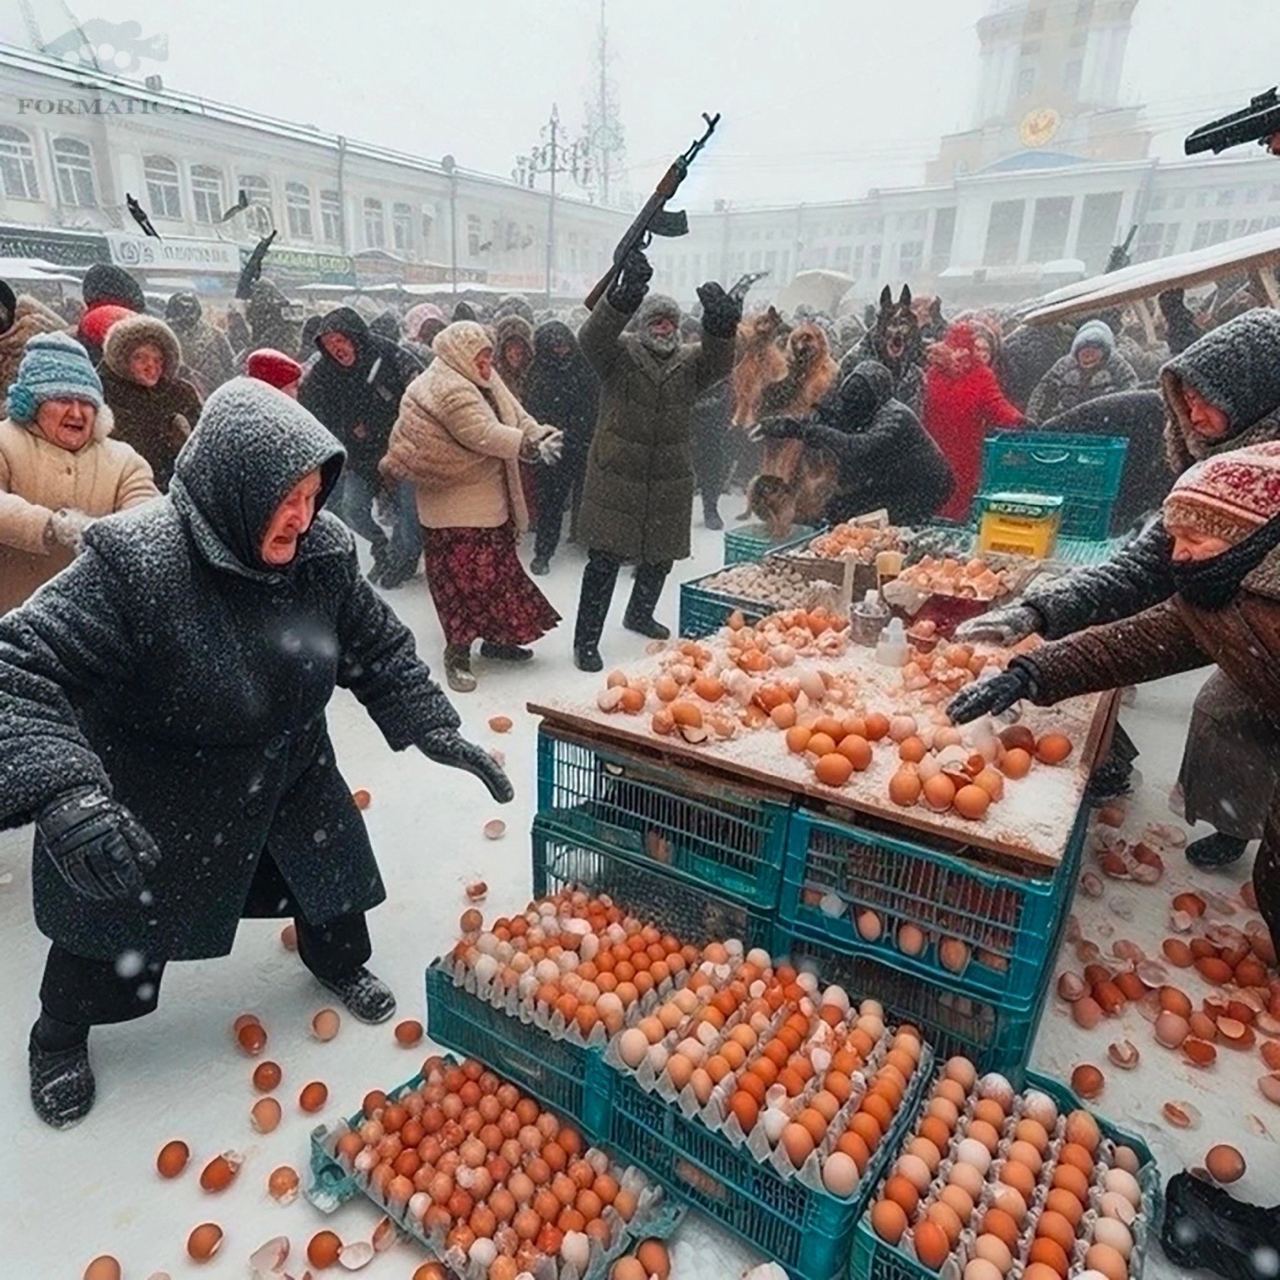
{"left": 776, "top": 269, "right": 855, "bottom": 315}
{"left": 0, "top": 256, "right": 81, "bottom": 284}
{"left": 1022, "top": 227, "right": 1280, "bottom": 325}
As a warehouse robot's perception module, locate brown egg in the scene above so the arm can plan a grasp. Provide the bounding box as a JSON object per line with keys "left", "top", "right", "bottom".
{"left": 1027, "top": 1236, "right": 1070, "bottom": 1277}
{"left": 268, "top": 1165, "right": 300, "bottom": 1202}
{"left": 871, "top": 1198, "right": 909, "bottom": 1244}
{"left": 236, "top": 1021, "right": 267, "bottom": 1055}
{"left": 981, "top": 1206, "right": 1020, "bottom": 1253}
{"left": 922, "top": 774, "right": 956, "bottom": 812}
{"left": 907, "top": 1136, "right": 943, "bottom": 1174}
{"left": 1000, "top": 747, "right": 1032, "bottom": 779}
{"left": 967, "top": 1118, "right": 1001, "bottom": 1155}
{"left": 1045, "top": 1187, "right": 1084, "bottom": 1227}
{"left": 1051, "top": 1162, "right": 1091, "bottom": 1204}
{"left": 971, "top": 1097, "right": 1004, "bottom": 1128}
{"left": 889, "top": 769, "right": 922, "bottom": 807}
{"left": 636, "top": 1239, "right": 671, "bottom": 1279}
{"left": 927, "top": 1199, "right": 964, "bottom": 1247}
{"left": 782, "top": 1122, "right": 816, "bottom": 1167}
{"left": 395, "top": 1020, "right": 424, "bottom": 1046}
{"left": 954, "top": 784, "right": 991, "bottom": 820}
{"left": 915, "top": 1220, "right": 952, "bottom": 1270}
{"left": 1064, "top": 1109, "right": 1101, "bottom": 1154}
{"left": 252, "top": 1061, "right": 282, "bottom": 1092}
{"left": 1058, "top": 1142, "right": 1096, "bottom": 1176}
{"left": 251, "top": 1097, "right": 282, "bottom": 1133}
{"left": 199, "top": 1154, "right": 240, "bottom": 1193}
{"left": 938, "top": 1183, "right": 975, "bottom": 1225}
{"left": 1206, "top": 1144, "right": 1246, "bottom": 1183}
{"left": 1085, "top": 1242, "right": 1129, "bottom": 1280}
{"left": 918, "top": 1115, "right": 953, "bottom": 1152}
{"left": 999, "top": 1159, "right": 1037, "bottom": 1202}
{"left": 83, "top": 1258, "right": 121, "bottom": 1280}
{"left": 187, "top": 1222, "right": 224, "bottom": 1262}
{"left": 156, "top": 1139, "right": 190, "bottom": 1178}
{"left": 898, "top": 736, "right": 927, "bottom": 763}
{"left": 815, "top": 753, "right": 854, "bottom": 788}
{"left": 1024, "top": 1266, "right": 1066, "bottom": 1280}
{"left": 1071, "top": 1064, "right": 1105, "bottom": 1100}
{"left": 299, "top": 1080, "right": 329, "bottom": 1113}
{"left": 972, "top": 1234, "right": 1013, "bottom": 1275}
{"left": 1035, "top": 733, "right": 1073, "bottom": 765}
{"left": 1036, "top": 1209, "right": 1078, "bottom": 1255}
{"left": 882, "top": 1174, "right": 920, "bottom": 1218}
{"left": 311, "top": 1008, "right": 341, "bottom": 1041}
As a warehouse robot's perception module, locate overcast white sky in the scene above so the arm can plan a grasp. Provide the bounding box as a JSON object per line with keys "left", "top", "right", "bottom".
{"left": 17, "top": 0, "right": 1280, "bottom": 207}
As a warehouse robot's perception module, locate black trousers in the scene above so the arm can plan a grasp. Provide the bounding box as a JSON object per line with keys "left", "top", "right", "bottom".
{"left": 693, "top": 416, "right": 729, "bottom": 508}
{"left": 534, "top": 452, "right": 586, "bottom": 562}
{"left": 574, "top": 550, "right": 671, "bottom": 649}
{"left": 38, "top": 852, "right": 371, "bottom": 1027}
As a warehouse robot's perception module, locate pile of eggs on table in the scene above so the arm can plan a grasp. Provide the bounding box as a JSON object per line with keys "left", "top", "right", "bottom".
{"left": 450, "top": 889, "right": 728, "bottom": 1041}
{"left": 328, "top": 1057, "right": 651, "bottom": 1280}
{"left": 869, "top": 1057, "right": 1148, "bottom": 1280}
{"left": 615, "top": 967, "right": 926, "bottom": 1197}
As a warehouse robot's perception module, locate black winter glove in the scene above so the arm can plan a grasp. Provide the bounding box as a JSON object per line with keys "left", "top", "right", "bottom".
{"left": 607, "top": 249, "right": 653, "bottom": 314}
{"left": 697, "top": 281, "right": 743, "bottom": 338}
{"left": 954, "top": 603, "right": 1044, "bottom": 645}
{"left": 751, "top": 417, "right": 808, "bottom": 442}
{"left": 418, "top": 729, "right": 514, "bottom": 803}
{"left": 947, "top": 664, "right": 1037, "bottom": 724}
{"left": 37, "top": 786, "right": 160, "bottom": 902}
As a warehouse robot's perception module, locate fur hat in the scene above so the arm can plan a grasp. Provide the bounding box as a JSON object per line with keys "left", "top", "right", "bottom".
{"left": 1163, "top": 441, "right": 1280, "bottom": 544}
{"left": 1072, "top": 319, "right": 1115, "bottom": 359}
{"left": 7, "top": 332, "right": 103, "bottom": 422}
{"left": 103, "top": 313, "right": 183, "bottom": 383}
{"left": 165, "top": 291, "right": 203, "bottom": 329}
{"left": 247, "top": 347, "right": 303, "bottom": 390}
{"left": 82, "top": 262, "right": 145, "bottom": 313}
{"left": 636, "top": 294, "right": 681, "bottom": 329}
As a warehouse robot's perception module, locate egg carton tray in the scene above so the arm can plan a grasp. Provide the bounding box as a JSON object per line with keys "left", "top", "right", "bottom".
{"left": 306, "top": 1061, "right": 683, "bottom": 1280}
{"left": 591, "top": 1031, "right": 934, "bottom": 1280}
{"left": 724, "top": 522, "right": 821, "bottom": 566}
{"left": 848, "top": 1068, "right": 1162, "bottom": 1280}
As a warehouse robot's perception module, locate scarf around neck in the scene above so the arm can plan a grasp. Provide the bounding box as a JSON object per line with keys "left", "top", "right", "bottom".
{"left": 1171, "top": 516, "right": 1280, "bottom": 609}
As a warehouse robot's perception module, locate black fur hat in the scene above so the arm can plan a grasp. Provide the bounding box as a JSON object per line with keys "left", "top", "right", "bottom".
{"left": 82, "top": 262, "right": 146, "bottom": 313}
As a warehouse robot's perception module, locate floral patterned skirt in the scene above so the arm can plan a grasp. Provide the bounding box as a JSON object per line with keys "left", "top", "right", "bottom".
{"left": 422, "top": 523, "right": 560, "bottom": 649}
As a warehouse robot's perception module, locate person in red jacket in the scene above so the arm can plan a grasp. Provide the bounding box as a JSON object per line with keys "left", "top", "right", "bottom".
{"left": 922, "top": 322, "right": 1024, "bottom": 521}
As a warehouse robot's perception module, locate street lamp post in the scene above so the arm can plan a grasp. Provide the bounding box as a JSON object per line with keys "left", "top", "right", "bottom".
{"left": 442, "top": 154, "right": 458, "bottom": 297}
{"left": 515, "top": 104, "right": 591, "bottom": 306}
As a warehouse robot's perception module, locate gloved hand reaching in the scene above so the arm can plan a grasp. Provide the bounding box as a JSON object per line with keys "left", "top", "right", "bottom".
{"left": 44, "top": 509, "right": 93, "bottom": 555}
{"left": 417, "top": 728, "right": 514, "bottom": 803}
{"left": 523, "top": 429, "right": 563, "bottom": 467}
{"left": 37, "top": 786, "right": 160, "bottom": 901}
{"left": 697, "top": 281, "right": 743, "bottom": 338}
{"left": 954, "top": 603, "right": 1043, "bottom": 645}
{"left": 607, "top": 249, "right": 653, "bottom": 314}
{"left": 751, "top": 417, "right": 809, "bottom": 442}
{"left": 947, "top": 664, "right": 1037, "bottom": 724}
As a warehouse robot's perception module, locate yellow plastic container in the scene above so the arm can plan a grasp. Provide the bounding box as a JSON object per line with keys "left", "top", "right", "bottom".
{"left": 976, "top": 491, "right": 1063, "bottom": 559}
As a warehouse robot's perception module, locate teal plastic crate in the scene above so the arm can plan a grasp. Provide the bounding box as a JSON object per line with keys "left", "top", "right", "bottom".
{"left": 981, "top": 432, "right": 1128, "bottom": 501}
{"left": 532, "top": 819, "right": 782, "bottom": 955}
{"left": 724, "top": 521, "right": 818, "bottom": 565}
{"left": 306, "top": 1059, "right": 684, "bottom": 1276}
{"left": 535, "top": 727, "right": 792, "bottom": 912}
{"left": 1051, "top": 533, "right": 1133, "bottom": 566}
{"left": 849, "top": 1068, "right": 1163, "bottom": 1280}
{"left": 778, "top": 928, "right": 1059, "bottom": 1078}
{"left": 596, "top": 1040, "right": 933, "bottom": 1280}
{"left": 425, "top": 961, "right": 610, "bottom": 1139}
{"left": 678, "top": 574, "right": 774, "bottom": 639}
{"left": 778, "top": 804, "right": 1085, "bottom": 1005}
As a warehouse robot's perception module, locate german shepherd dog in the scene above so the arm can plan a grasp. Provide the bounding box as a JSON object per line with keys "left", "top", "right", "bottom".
{"left": 731, "top": 306, "right": 789, "bottom": 428}
{"left": 748, "top": 323, "right": 841, "bottom": 538}
{"left": 870, "top": 284, "right": 924, "bottom": 378}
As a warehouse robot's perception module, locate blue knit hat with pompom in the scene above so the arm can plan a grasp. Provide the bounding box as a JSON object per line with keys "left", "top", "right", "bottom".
{"left": 7, "top": 332, "right": 103, "bottom": 424}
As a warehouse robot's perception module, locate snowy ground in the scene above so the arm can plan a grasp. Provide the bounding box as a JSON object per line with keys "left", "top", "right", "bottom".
{"left": 0, "top": 518, "right": 1269, "bottom": 1279}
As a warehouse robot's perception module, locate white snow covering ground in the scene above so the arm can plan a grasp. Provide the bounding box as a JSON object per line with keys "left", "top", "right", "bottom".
{"left": 0, "top": 519, "right": 1270, "bottom": 1279}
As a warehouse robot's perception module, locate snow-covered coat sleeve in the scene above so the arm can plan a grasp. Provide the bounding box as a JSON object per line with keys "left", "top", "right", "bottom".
{"left": 1026, "top": 357, "right": 1068, "bottom": 423}
{"left": 577, "top": 300, "right": 630, "bottom": 379}
{"left": 0, "top": 548, "right": 130, "bottom": 825}
{"left": 1111, "top": 356, "right": 1140, "bottom": 394}
{"left": 1020, "top": 520, "right": 1175, "bottom": 638}
{"left": 114, "top": 449, "right": 160, "bottom": 510}
{"left": 434, "top": 375, "right": 524, "bottom": 461}
{"left": 976, "top": 367, "right": 1025, "bottom": 427}
{"left": 334, "top": 556, "right": 461, "bottom": 750}
{"left": 693, "top": 330, "right": 737, "bottom": 396}
{"left": 1020, "top": 600, "right": 1210, "bottom": 706}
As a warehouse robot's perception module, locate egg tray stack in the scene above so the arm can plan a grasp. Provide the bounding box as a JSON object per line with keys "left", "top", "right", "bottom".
{"left": 724, "top": 522, "right": 821, "bottom": 566}
{"left": 849, "top": 1068, "right": 1161, "bottom": 1280}
{"left": 596, "top": 998, "right": 934, "bottom": 1280}
{"left": 679, "top": 560, "right": 838, "bottom": 639}
{"left": 778, "top": 804, "right": 1087, "bottom": 1009}
{"left": 306, "top": 1058, "right": 683, "bottom": 1280}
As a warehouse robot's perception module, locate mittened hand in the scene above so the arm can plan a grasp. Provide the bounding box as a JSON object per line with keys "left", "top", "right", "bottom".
{"left": 418, "top": 729, "right": 514, "bottom": 803}
{"left": 607, "top": 249, "right": 653, "bottom": 314}
{"left": 45, "top": 509, "right": 93, "bottom": 554}
{"left": 954, "top": 604, "right": 1043, "bottom": 646}
{"left": 537, "top": 431, "right": 564, "bottom": 466}
{"left": 697, "top": 281, "right": 743, "bottom": 338}
{"left": 946, "top": 668, "right": 1034, "bottom": 725}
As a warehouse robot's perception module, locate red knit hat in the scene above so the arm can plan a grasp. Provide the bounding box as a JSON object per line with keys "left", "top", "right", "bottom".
{"left": 77, "top": 303, "right": 133, "bottom": 351}
{"left": 246, "top": 347, "right": 303, "bottom": 390}
{"left": 1164, "top": 441, "right": 1280, "bottom": 544}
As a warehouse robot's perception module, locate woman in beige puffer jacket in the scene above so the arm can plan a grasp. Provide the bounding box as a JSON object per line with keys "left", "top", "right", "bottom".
{"left": 381, "top": 321, "right": 561, "bottom": 691}
{"left": 1, "top": 333, "right": 157, "bottom": 613}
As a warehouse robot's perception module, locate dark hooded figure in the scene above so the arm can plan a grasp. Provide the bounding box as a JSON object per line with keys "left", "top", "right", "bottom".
{"left": 960, "top": 309, "right": 1280, "bottom": 872}
{"left": 244, "top": 280, "right": 302, "bottom": 359}
{"left": 164, "top": 292, "right": 235, "bottom": 400}
{"left": 225, "top": 309, "right": 252, "bottom": 359}
{"left": 299, "top": 313, "right": 324, "bottom": 364}
{"left": 0, "top": 377, "right": 510, "bottom": 1128}
{"left": 299, "top": 307, "right": 424, "bottom": 588}
{"left": 451, "top": 301, "right": 478, "bottom": 323}
{"left": 758, "top": 360, "right": 954, "bottom": 526}
{"left": 369, "top": 309, "right": 402, "bottom": 342}
{"left": 0, "top": 277, "right": 67, "bottom": 406}
{"left": 572, "top": 250, "right": 739, "bottom": 670}
{"left": 524, "top": 320, "right": 600, "bottom": 574}
{"left": 76, "top": 263, "right": 146, "bottom": 365}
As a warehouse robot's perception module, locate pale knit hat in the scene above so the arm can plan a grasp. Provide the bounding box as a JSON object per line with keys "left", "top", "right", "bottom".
{"left": 1163, "top": 441, "right": 1280, "bottom": 544}
{"left": 7, "top": 332, "right": 103, "bottom": 423}
{"left": 434, "top": 321, "right": 493, "bottom": 385}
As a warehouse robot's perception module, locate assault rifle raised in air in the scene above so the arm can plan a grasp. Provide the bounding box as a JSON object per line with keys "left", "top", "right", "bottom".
{"left": 1185, "top": 87, "right": 1280, "bottom": 156}
{"left": 585, "top": 112, "right": 720, "bottom": 310}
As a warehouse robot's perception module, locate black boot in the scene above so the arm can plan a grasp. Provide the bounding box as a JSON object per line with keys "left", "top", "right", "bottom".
{"left": 575, "top": 644, "right": 603, "bottom": 673}
{"left": 1186, "top": 831, "right": 1249, "bottom": 870}
{"left": 530, "top": 556, "right": 551, "bottom": 576}
{"left": 443, "top": 644, "right": 476, "bottom": 693}
{"left": 29, "top": 1020, "right": 94, "bottom": 1129}
{"left": 480, "top": 641, "right": 534, "bottom": 662}
{"left": 318, "top": 966, "right": 397, "bottom": 1024}
{"left": 378, "top": 558, "right": 418, "bottom": 590}
{"left": 366, "top": 538, "right": 390, "bottom": 586}
{"left": 1161, "top": 1171, "right": 1280, "bottom": 1280}
{"left": 623, "top": 562, "right": 672, "bottom": 640}
{"left": 703, "top": 501, "right": 724, "bottom": 532}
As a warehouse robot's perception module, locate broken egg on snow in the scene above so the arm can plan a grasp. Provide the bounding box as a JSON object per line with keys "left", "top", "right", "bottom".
{"left": 483, "top": 819, "right": 506, "bottom": 840}
{"left": 249, "top": 1235, "right": 291, "bottom": 1271}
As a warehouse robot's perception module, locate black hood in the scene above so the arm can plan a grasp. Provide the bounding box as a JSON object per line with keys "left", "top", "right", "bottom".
{"left": 314, "top": 307, "right": 374, "bottom": 371}
{"left": 82, "top": 262, "right": 146, "bottom": 313}
{"left": 847, "top": 359, "right": 894, "bottom": 409}
{"left": 164, "top": 291, "right": 203, "bottom": 329}
{"left": 170, "top": 376, "right": 344, "bottom": 581}
{"left": 369, "top": 309, "right": 401, "bottom": 341}
{"left": 0, "top": 278, "right": 15, "bottom": 332}
{"left": 533, "top": 320, "right": 578, "bottom": 362}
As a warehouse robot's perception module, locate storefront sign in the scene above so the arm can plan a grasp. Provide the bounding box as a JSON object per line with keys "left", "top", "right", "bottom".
{"left": 254, "top": 246, "right": 356, "bottom": 286}
{"left": 105, "top": 232, "right": 241, "bottom": 273}
{"left": 0, "top": 223, "right": 107, "bottom": 267}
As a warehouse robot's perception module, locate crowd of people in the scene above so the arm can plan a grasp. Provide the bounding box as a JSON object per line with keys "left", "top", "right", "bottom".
{"left": 1, "top": 242, "right": 1278, "bottom": 1130}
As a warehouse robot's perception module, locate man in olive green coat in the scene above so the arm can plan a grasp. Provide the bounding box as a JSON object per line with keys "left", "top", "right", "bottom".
{"left": 573, "top": 250, "right": 739, "bottom": 670}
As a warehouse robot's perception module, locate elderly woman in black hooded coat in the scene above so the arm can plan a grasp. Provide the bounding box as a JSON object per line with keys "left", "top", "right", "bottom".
{"left": 0, "top": 377, "right": 510, "bottom": 1128}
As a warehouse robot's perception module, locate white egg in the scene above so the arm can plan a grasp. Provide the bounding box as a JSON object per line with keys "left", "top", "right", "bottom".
{"left": 1092, "top": 1216, "right": 1134, "bottom": 1260}
{"left": 954, "top": 1137, "right": 992, "bottom": 1175}
{"left": 762, "top": 1107, "right": 790, "bottom": 1144}
{"left": 1103, "top": 1167, "right": 1143, "bottom": 1209}
{"left": 1020, "top": 1089, "right": 1059, "bottom": 1130}
{"left": 977, "top": 1072, "right": 1014, "bottom": 1112}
